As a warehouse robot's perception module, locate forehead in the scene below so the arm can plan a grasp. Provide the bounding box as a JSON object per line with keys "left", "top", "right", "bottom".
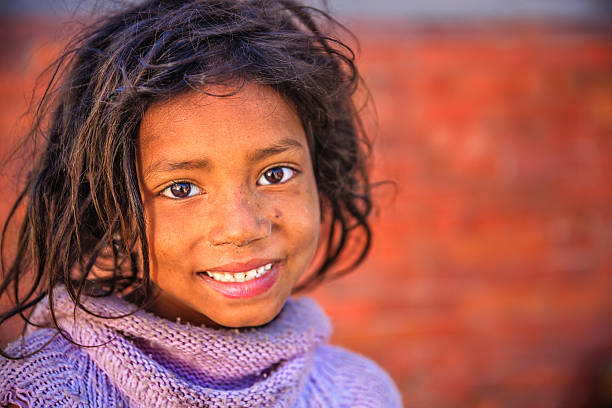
{"left": 143, "top": 84, "right": 297, "bottom": 127}
{"left": 138, "top": 84, "right": 306, "bottom": 165}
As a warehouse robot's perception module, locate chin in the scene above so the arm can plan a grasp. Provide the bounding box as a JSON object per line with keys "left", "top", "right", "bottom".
{"left": 210, "top": 299, "right": 285, "bottom": 329}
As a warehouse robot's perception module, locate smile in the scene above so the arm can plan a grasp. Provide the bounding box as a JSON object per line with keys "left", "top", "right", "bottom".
{"left": 203, "top": 262, "right": 273, "bottom": 283}
{"left": 197, "top": 261, "right": 280, "bottom": 299}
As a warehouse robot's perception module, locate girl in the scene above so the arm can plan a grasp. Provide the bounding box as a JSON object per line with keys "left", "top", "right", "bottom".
{"left": 0, "top": 0, "right": 402, "bottom": 406}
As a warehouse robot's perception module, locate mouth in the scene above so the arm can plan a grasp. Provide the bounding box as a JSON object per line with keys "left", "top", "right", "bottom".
{"left": 197, "top": 260, "right": 281, "bottom": 299}
{"left": 202, "top": 262, "right": 273, "bottom": 283}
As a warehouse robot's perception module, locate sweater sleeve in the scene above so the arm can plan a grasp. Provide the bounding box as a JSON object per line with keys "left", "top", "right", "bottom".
{"left": 1, "top": 329, "right": 134, "bottom": 408}
{"left": 301, "top": 345, "right": 403, "bottom": 407}
{"left": 0, "top": 329, "right": 104, "bottom": 408}
{"left": 0, "top": 330, "right": 81, "bottom": 408}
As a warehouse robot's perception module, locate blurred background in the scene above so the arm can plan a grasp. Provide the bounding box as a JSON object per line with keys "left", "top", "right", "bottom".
{"left": 1, "top": 1, "right": 611, "bottom": 407}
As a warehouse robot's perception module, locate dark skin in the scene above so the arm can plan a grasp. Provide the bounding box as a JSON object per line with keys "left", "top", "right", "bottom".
{"left": 136, "top": 84, "right": 321, "bottom": 328}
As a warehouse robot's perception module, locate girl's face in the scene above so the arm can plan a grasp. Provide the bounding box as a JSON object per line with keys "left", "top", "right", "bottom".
{"left": 137, "top": 84, "right": 320, "bottom": 328}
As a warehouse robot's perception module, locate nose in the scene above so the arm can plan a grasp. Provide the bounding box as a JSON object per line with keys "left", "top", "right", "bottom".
{"left": 207, "top": 188, "right": 271, "bottom": 247}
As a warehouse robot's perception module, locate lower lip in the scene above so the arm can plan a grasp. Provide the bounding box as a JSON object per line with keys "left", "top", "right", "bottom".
{"left": 197, "top": 263, "right": 280, "bottom": 299}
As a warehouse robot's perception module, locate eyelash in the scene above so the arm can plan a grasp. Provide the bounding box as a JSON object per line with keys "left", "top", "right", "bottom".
{"left": 257, "top": 166, "right": 297, "bottom": 186}
{"left": 159, "top": 166, "right": 298, "bottom": 199}
{"left": 159, "top": 182, "right": 202, "bottom": 199}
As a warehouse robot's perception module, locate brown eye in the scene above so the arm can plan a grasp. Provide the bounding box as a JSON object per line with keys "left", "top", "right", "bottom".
{"left": 258, "top": 167, "right": 295, "bottom": 185}
{"left": 160, "top": 182, "right": 201, "bottom": 199}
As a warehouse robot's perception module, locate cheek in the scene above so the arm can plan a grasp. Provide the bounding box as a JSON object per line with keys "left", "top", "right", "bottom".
{"left": 281, "top": 187, "right": 320, "bottom": 249}
{"left": 142, "top": 198, "right": 200, "bottom": 273}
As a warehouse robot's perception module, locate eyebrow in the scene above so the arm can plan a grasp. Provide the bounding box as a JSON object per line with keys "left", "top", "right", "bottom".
{"left": 143, "top": 137, "right": 305, "bottom": 178}
{"left": 247, "top": 138, "right": 305, "bottom": 163}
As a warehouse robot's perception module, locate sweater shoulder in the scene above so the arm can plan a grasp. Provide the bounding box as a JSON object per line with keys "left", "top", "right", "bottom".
{"left": 308, "top": 344, "right": 403, "bottom": 407}
{"left": 0, "top": 329, "right": 88, "bottom": 407}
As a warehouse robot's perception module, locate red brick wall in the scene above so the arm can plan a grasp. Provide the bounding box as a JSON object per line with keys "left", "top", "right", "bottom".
{"left": 1, "top": 18, "right": 611, "bottom": 407}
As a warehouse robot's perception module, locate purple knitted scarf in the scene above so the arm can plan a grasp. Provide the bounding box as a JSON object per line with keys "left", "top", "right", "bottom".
{"left": 4, "top": 287, "right": 332, "bottom": 407}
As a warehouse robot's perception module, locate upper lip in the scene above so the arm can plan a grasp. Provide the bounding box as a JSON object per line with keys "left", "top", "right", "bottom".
{"left": 203, "top": 258, "right": 279, "bottom": 273}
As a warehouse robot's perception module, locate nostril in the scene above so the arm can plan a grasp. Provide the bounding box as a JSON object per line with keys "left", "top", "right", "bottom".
{"left": 207, "top": 217, "right": 272, "bottom": 247}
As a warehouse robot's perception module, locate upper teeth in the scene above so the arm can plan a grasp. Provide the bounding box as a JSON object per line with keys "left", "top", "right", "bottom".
{"left": 205, "top": 263, "right": 273, "bottom": 283}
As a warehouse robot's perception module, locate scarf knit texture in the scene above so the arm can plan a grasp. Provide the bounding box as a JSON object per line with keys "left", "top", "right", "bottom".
{"left": 0, "top": 288, "right": 402, "bottom": 407}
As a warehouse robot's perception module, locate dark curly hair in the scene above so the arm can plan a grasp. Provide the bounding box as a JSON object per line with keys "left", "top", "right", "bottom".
{"left": 0, "top": 0, "right": 372, "bottom": 355}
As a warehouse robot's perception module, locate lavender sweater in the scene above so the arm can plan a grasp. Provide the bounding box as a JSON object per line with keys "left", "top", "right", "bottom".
{"left": 0, "top": 288, "right": 402, "bottom": 407}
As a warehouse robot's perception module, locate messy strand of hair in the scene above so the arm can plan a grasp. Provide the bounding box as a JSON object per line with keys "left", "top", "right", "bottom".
{"left": 0, "top": 0, "right": 374, "bottom": 359}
